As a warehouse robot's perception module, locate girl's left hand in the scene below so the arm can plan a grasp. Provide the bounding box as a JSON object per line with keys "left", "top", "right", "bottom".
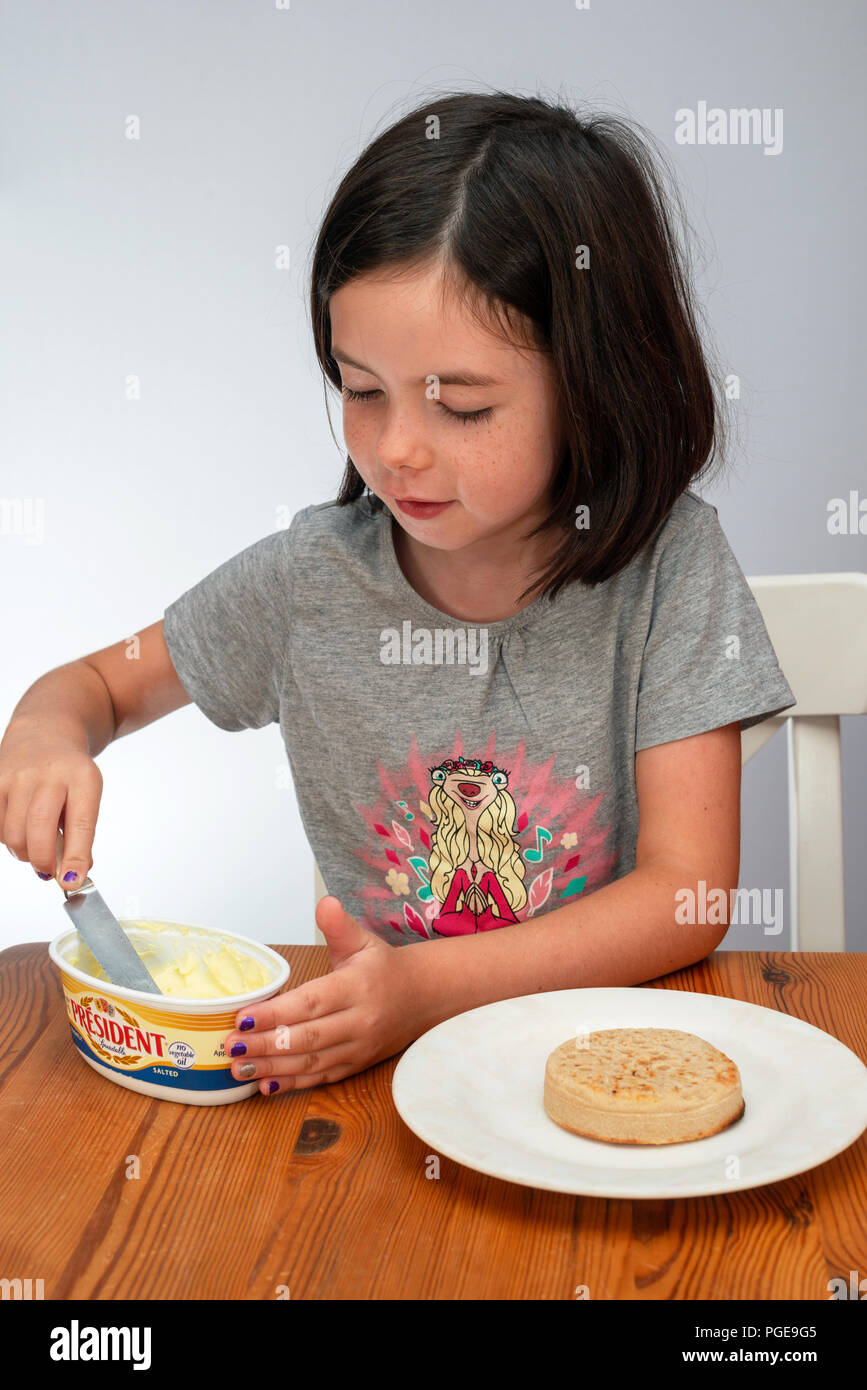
{"left": 223, "top": 896, "right": 427, "bottom": 1094}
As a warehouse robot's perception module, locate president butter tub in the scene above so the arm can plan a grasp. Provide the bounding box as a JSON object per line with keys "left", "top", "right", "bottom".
{"left": 48, "top": 919, "right": 291, "bottom": 1106}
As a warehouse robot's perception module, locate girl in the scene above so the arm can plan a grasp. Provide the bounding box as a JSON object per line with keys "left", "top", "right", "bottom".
{"left": 0, "top": 91, "right": 796, "bottom": 1094}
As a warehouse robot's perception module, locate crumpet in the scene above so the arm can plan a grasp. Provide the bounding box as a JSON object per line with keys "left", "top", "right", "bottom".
{"left": 543, "top": 1027, "right": 744, "bottom": 1145}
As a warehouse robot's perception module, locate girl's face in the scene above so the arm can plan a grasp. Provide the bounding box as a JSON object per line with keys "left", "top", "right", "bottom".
{"left": 328, "top": 262, "right": 564, "bottom": 555}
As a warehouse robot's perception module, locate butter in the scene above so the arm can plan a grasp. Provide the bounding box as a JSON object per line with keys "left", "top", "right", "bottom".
{"left": 69, "top": 919, "right": 273, "bottom": 999}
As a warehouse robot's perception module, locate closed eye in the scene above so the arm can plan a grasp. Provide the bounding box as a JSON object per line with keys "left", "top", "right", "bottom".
{"left": 341, "top": 386, "right": 493, "bottom": 426}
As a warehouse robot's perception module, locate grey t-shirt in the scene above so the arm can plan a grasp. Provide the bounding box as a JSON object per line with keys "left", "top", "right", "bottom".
{"left": 162, "top": 489, "right": 796, "bottom": 946}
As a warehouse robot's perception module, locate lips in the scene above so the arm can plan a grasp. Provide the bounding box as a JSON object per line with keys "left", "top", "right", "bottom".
{"left": 391, "top": 496, "right": 453, "bottom": 520}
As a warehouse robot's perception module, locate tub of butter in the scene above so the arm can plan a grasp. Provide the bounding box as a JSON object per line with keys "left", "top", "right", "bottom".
{"left": 48, "top": 919, "right": 291, "bottom": 1106}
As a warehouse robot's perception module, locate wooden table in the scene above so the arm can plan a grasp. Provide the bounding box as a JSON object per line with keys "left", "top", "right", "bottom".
{"left": 1, "top": 944, "right": 864, "bottom": 1301}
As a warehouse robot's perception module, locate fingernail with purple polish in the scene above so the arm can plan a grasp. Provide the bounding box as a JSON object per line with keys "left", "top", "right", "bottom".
{"left": 230, "top": 1041, "right": 246, "bottom": 1056}
{"left": 63, "top": 871, "right": 79, "bottom": 884}
{"left": 239, "top": 1016, "right": 255, "bottom": 1031}
{"left": 268, "top": 1081, "right": 279, "bottom": 1094}
{"left": 36, "top": 871, "right": 53, "bottom": 880}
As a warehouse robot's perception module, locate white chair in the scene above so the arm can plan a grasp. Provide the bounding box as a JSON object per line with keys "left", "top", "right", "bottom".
{"left": 741, "top": 572, "right": 866, "bottom": 951}
{"left": 314, "top": 573, "right": 867, "bottom": 953}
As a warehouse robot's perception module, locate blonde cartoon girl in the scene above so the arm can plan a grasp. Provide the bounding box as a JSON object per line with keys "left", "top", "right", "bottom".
{"left": 427, "top": 756, "right": 527, "bottom": 935}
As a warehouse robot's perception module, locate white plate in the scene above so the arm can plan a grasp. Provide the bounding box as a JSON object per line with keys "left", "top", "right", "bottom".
{"left": 391, "top": 988, "right": 867, "bottom": 1198}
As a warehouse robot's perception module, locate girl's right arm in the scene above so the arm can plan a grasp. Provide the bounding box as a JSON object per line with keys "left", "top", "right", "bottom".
{"left": 0, "top": 619, "right": 191, "bottom": 886}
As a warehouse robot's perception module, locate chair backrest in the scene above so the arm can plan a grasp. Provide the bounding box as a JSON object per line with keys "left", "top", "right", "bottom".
{"left": 741, "top": 572, "right": 867, "bottom": 951}
{"left": 314, "top": 573, "right": 867, "bottom": 953}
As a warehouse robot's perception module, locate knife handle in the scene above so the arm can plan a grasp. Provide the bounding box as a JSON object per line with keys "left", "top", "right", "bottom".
{"left": 55, "top": 827, "right": 93, "bottom": 897}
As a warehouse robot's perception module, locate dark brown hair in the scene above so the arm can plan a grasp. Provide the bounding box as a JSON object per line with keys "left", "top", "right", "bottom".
{"left": 309, "top": 89, "right": 731, "bottom": 601}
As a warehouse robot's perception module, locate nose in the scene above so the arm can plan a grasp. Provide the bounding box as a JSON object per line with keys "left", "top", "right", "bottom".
{"left": 457, "top": 782, "right": 481, "bottom": 797}
{"left": 374, "top": 401, "right": 435, "bottom": 472}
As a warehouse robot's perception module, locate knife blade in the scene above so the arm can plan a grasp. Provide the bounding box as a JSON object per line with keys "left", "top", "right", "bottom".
{"left": 56, "top": 829, "right": 162, "bottom": 994}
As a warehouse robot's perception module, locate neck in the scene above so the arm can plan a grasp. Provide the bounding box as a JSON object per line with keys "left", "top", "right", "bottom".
{"left": 391, "top": 513, "right": 558, "bottom": 624}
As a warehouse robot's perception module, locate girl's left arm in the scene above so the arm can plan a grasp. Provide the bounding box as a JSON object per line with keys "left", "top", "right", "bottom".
{"left": 407, "top": 723, "right": 742, "bottom": 1032}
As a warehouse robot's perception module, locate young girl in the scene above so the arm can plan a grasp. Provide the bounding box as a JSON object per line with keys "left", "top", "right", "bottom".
{"left": 0, "top": 91, "right": 796, "bottom": 1095}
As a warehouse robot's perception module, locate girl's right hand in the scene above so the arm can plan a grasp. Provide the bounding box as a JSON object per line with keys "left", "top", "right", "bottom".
{"left": 0, "top": 729, "right": 103, "bottom": 889}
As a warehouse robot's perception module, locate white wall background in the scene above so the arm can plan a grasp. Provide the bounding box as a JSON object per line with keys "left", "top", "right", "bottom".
{"left": 1, "top": 0, "right": 864, "bottom": 954}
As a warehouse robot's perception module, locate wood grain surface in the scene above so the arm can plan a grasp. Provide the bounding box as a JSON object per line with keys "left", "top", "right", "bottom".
{"left": 0, "top": 943, "right": 864, "bottom": 1300}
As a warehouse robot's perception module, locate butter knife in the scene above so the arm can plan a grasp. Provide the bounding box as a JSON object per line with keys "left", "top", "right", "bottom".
{"left": 56, "top": 829, "right": 162, "bottom": 994}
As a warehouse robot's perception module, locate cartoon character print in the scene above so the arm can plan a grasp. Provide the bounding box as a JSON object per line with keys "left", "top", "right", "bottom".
{"left": 427, "top": 757, "right": 526, "bottom": 934}
{"left": 352, "top": 736, "right": 619, "bottom": 944}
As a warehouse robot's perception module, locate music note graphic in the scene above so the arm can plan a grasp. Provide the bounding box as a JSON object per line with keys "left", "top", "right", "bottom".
{"left": 525, "top": 825, "right": 552, "bottom": 862}
{"left": 395, "top": 801, "right": 414, "bottom": 820}
{"left": 408, "top": 855, "right": 434, "bottom": 902}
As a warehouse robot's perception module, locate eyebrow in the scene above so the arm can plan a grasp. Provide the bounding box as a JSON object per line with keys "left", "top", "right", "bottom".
{"left": 331, "top": 346, "right": 502, "bottom": 388}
